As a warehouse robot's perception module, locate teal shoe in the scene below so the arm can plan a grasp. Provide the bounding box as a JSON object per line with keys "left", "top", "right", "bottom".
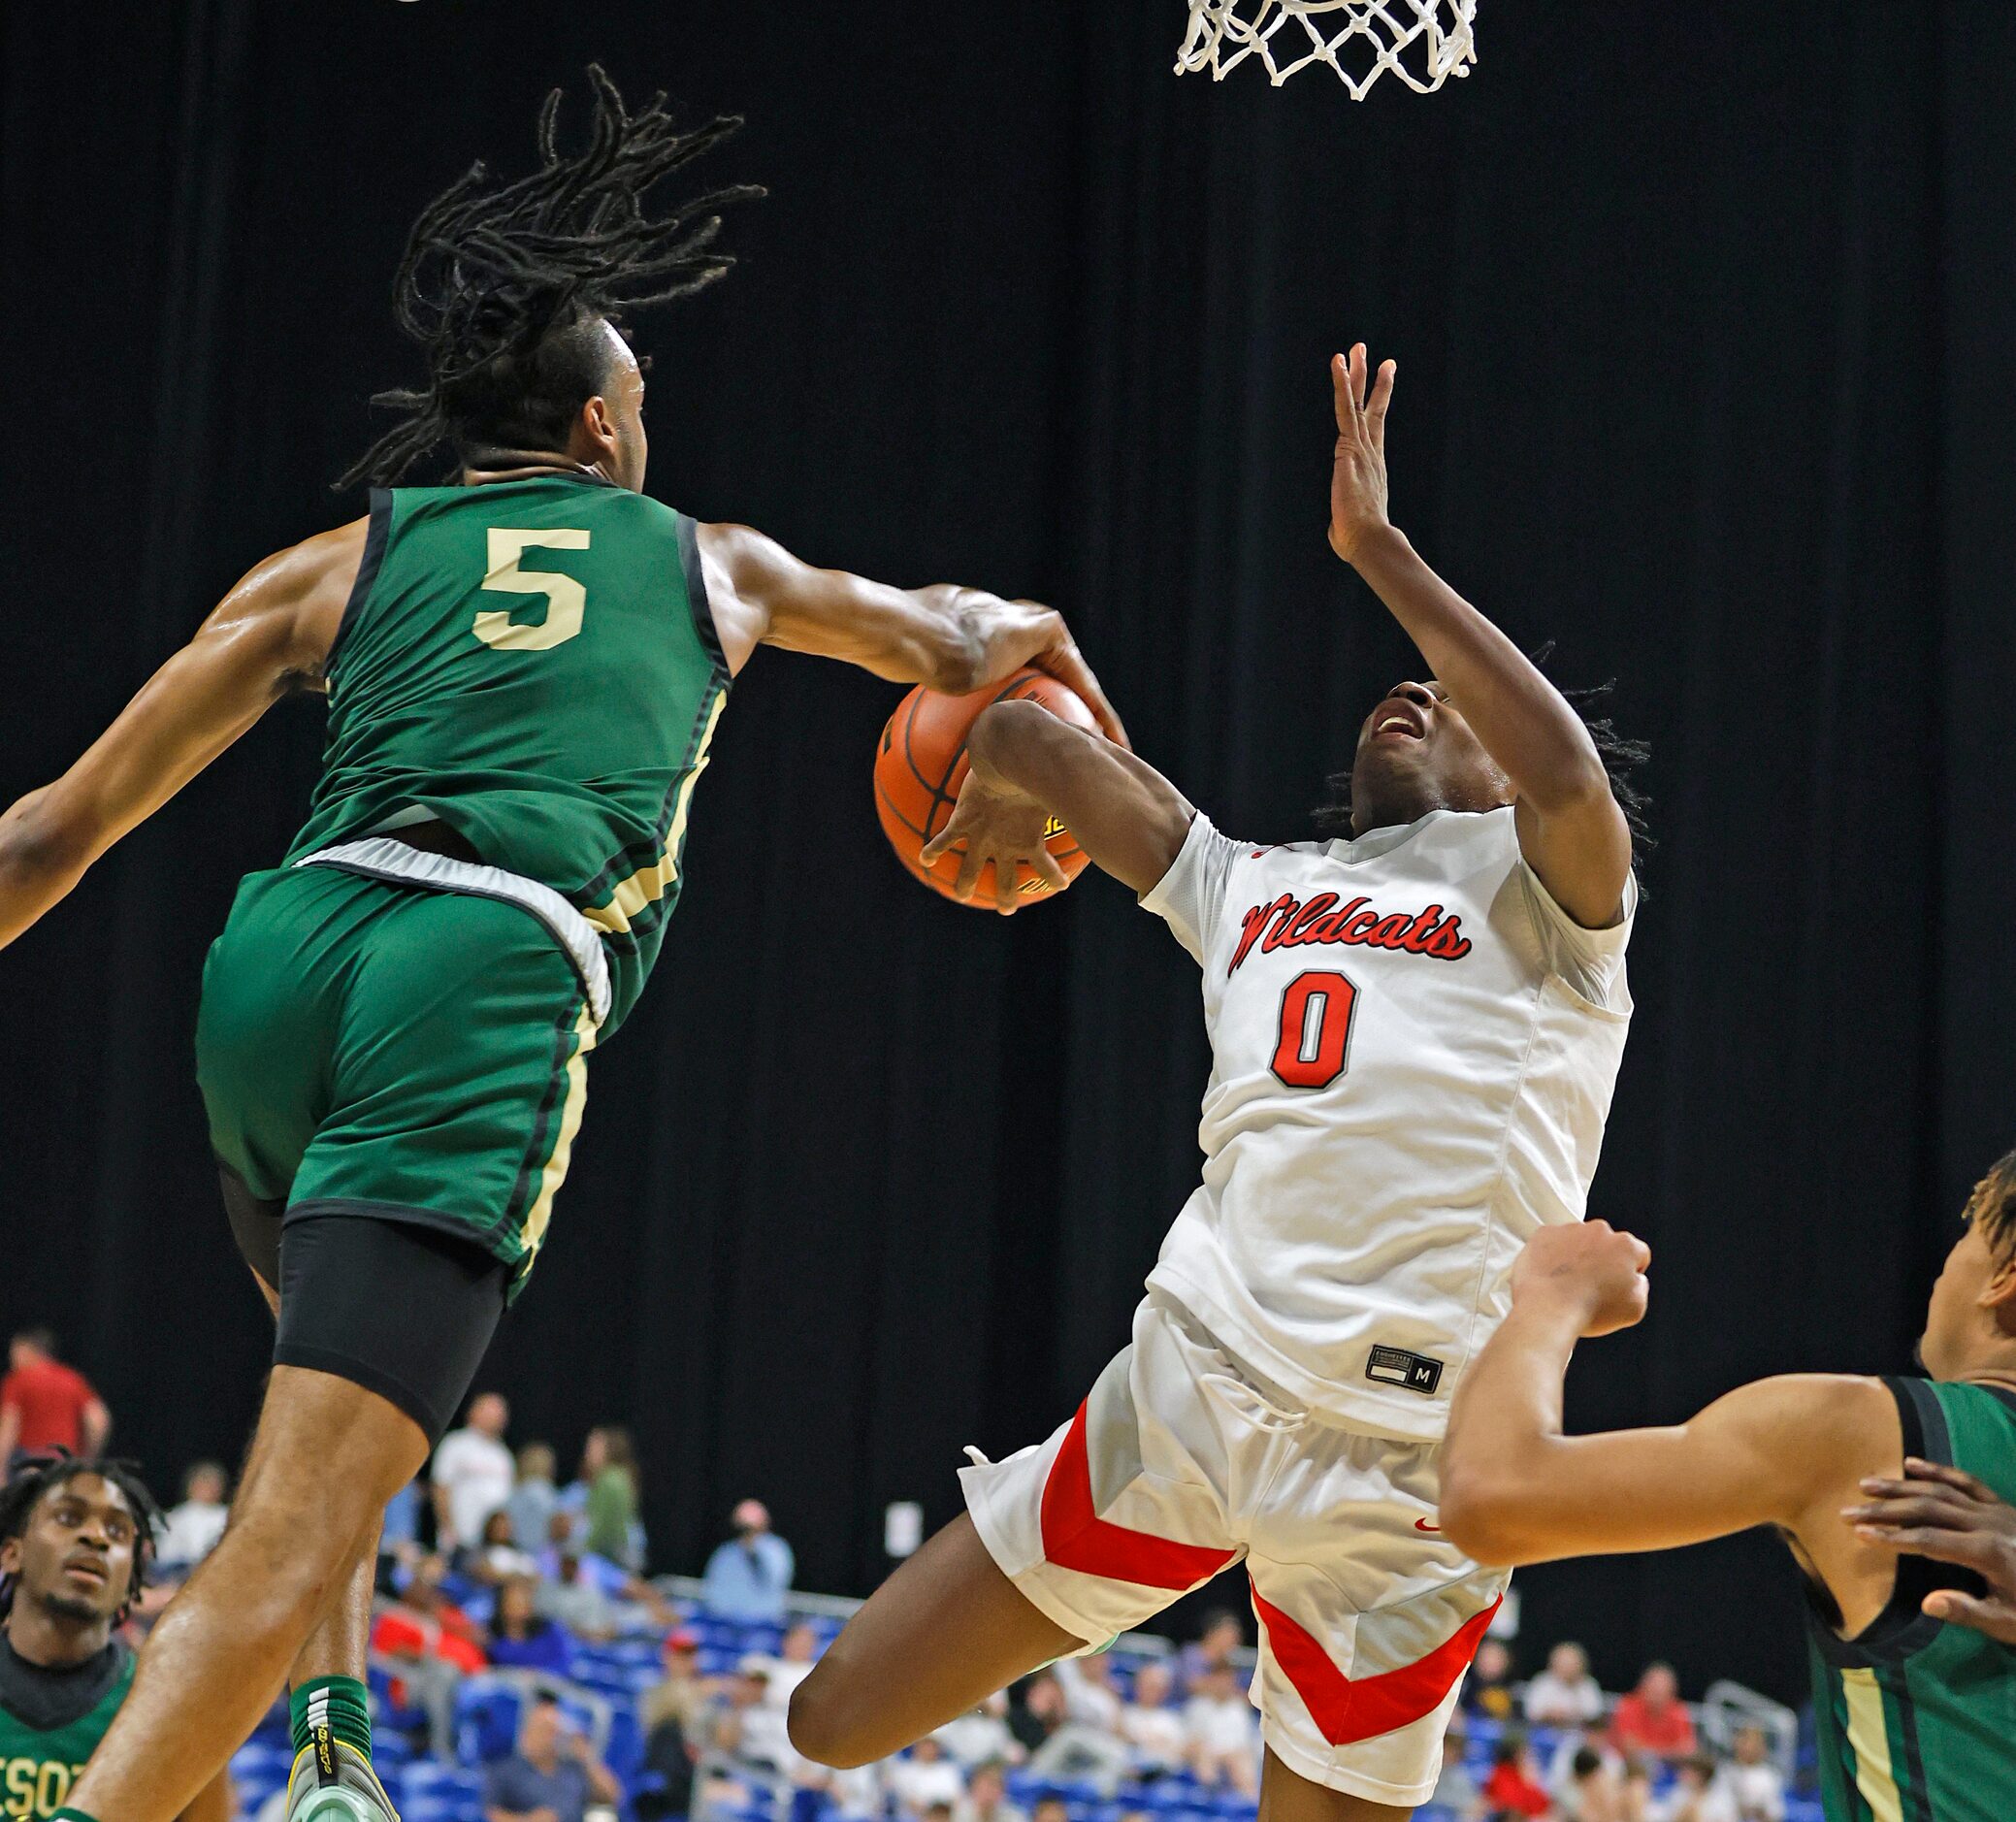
{"left": 284, "top": 1730, "right": 401, "bottom": 1822}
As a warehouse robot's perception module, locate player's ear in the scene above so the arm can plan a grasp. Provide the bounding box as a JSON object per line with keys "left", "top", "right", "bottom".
{"left": 0, "top": 1537, "right": 19, "bottom": 1579}
{"left": 1979, "top": 1244, "right": 2016, "bottom": 1330}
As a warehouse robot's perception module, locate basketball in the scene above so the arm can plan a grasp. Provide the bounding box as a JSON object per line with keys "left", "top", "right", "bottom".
{"left": 874, "top": 668, "right": 1100, "bottom": 907}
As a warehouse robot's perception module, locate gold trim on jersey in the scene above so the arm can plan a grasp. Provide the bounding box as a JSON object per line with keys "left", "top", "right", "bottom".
{"left": 521, "top": 1005, "right": 598, "bottom": 1269}
{"left": 1840, "top": 1668, "right": 1904, "bottom": 1822}
{"left": 582, "top": 688, "right": 729, "bottom": 936}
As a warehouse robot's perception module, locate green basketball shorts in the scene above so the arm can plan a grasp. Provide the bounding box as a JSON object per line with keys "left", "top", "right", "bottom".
{"left": 197, "top": 861, "right": 600, "bottom": 1296}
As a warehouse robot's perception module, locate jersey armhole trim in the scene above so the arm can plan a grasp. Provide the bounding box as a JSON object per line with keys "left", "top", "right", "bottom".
{"left": 323, "top": 488, "right": 392, "bottom": 680}
{"left": 678, "top": 513, "right": 726, "bottom": 674}
{"left": 1805, "top": 1377, "right": 1953, "bottom": 1668}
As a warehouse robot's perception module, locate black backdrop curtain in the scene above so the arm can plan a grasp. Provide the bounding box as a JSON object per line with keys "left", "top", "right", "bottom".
{"left": 2, "top": 2, "right": 2011, "bottom": 1705}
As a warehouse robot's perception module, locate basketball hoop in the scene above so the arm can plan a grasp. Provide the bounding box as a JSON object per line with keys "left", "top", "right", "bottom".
{"left": 1176, "top": 0, "right": 1478, "bottom": 95}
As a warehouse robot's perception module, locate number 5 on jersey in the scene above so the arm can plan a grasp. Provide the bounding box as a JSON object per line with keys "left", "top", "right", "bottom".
{"left": 474, "top": 528, "right": 592, "bottom": 651}
{"left": 1272, "top": 970, "right": 1358, "bottom": 1089}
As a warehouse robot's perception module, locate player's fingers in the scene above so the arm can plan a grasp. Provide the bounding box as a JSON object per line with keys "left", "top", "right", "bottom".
{"left": 920, "top": 810, "right": 967, "bottom": 866}
{"left": 1845, "top": 1490, "right": 1972, "bottom": 1528}
{"left": 994, "top": 855, "right": 1022, "bottom": 915}
{"left": 1922, "top": 1589, "right": 2016, "bottom": 1640}
{"left": 1365, "top": 358, "right": 1396, "bottom": 448}
{"left": 1030, "top": 843, "right": 1067, "bottom": 893}
{"left": 1856, "top": 1523, "right": 1997, "bottom": 1568}
{"left": 1901, "top": 1458, "right": 2000, "bottom": 1502}
{"left": 952, "top": 840, "right": 988, "bottom": 901}
{"left": 1032, "top": 644, "right": 1132, "bottom": 751}
{"left": 1627, "top": 1234, "right": 1652, "bottom": 1272}
{"left": 1331, "top": 352, "right": 1358, "bottom": 436}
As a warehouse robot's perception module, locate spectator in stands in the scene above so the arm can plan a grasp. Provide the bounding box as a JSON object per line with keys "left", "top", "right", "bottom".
{"left": 1006, "top": 1672, "right": 1063, "bottom": 1757}
{"left": 1619, "top": 1757, "right": 1654, "bottom": 1822}
{"left": 579, "top": 1423, "right": 646, "bottom": 1570}
{"left": 487, "top": 1573, "right": 575, "bottom": 1676}
{"left": 1028, "top": 1797, "right": 1071, "bottom": 1822}
{"left": 434, "top": 1389, "right": 514, "bottom": 1551}
{"left": 1560, "top": 1743, "right": 1627, "bottom": 1822}
{"left": 958, "top": 1758, "right": 1026, "bottom": 1822}
{"left": 373, "top": 1555, "right": 487, "bottom": 1758}
{"left": 923, "top": 1799, "right": 957, "bottom": 1822}
{"left": 1183, "top": 1660, "right": 1259, "bottom": 1799}
{"left": 702, "top": 1497, "right": 795, "bottom": 1621}
{"left": 468, "top": 1507, "right": 539, "bottom": 1584}
{"left": 1723, "top": 1727, "right": 1784, "bottom": 1822}
{"left": 1118, "top": 1660, "right": 1187, "bottom": 1777}
{"left": 506, "top": 1441, "right": 561, "bottom": 1553}
{"left": 1662, "top": 1755, "right": 1736, "bottom": 1822}
{"left": 888, "top": 1733, "right": 967, "bottom": 1816}
{"left": 537, "top": 1539, "right": 627, "bottom": 1643}
{"left": 1430, "top": 1721, "right": 1483, "bottom": 1820}
{"left": 484, "top": 1692, "right": 622, "bottom": 1822}
{"left": 1523, "top": 1641, "right": 1606, "bottom": 1727}
{"left": 1610, "top": 1663, "right": 1697, "bottom": 1763}
{"left": 1055, "top": 1651, "right": 1122, "bottom": 1732}
{"left": 1464, "top": 1635, "right": 1518, "bottom": 1722}
{"left": 156, "top": 1460, "right": 230, "bottom": 1570}
{"left": 1482, "top": 1733, "right": 1553, "bottom": 1819}
{"left": 0, "top": 1327, "right": 110, "bottom": 1464}
{"left": 937, "top": 1690, "right": 1020, "bottom": 1769}
{"left": 699, "top": 1657, "right": 797, "bottom": 1776}
{"left": 1176, "top": 1607, "right": 1245, "bottom": 1692}
{"left": 748, "top": 1618, "right": 821, "bottom": 1714}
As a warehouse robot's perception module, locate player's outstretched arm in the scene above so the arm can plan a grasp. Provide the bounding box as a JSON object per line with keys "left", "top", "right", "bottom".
{"left": 178, "top": 1766, "right": 233, "bottom": 1822}
{"left": 920, "top": 700, "right": 1192, "bottom": 911}
{"left": 0, "top": 521, "right": 361, "bottom": 952}
{"left": 697, "top": 521, "right": 1126, "bottom": 745}
{"left": 1440, "top": 1222, "right": 1898, "bottom": 1568}
{"left": 1327, "top": 345, "right": 1632, "bottom": 929}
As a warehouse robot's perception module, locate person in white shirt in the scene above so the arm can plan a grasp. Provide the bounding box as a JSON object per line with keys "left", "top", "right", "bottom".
{"left": 955, "top": 1758, "right": 1027, "bottom": 1822}
{"left": 157, "top": 1461, "right": 231, "bottom": 1569}
{"left": 887, "top": 1734, "right": 967, "bottom": 1816}
{"left": 1184, "top": 1663, "right": 1260, "bottom": 1798}
{"left": 755, "top": 1621, "right": 824, "bottom": 1714}
{"left": 791, "top": 342, "right": 1645, "bottom": 1822}
{"left": 1119, "top": 1661, "right": 1188, "bottom": 1777}
{"left": 1053, "top": 1652, "right": 1122, "bottom": 1733}
{"left": 1722, "top": 1728, "right": 1784, "bottom": 1822}
{"left": 430, "top": 1389, "right": 513, "bottom": 1550}
{"left": 1523, "top": 1641, "right": 1606, "bottom": 1727}
{"left": 936, "top": 1692, "right": 1021, "bottom": 1770}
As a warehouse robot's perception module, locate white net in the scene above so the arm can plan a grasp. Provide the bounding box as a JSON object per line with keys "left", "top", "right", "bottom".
{"left": 1176, "top": 0, "right": 1479, "bottom": 95}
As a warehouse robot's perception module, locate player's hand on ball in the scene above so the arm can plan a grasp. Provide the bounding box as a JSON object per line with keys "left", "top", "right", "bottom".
{"left": 1328, "top": 342, "right": 1396, "bottom": 565}
{"left": 1511, "top": 1220, "right": 1652, "bottom": 1337}
{"left": 1846, "top": 1458, "right": 2016, "bottom": 1644}
{"left": 920, "top": 770, "right": 1066, "bottom": 915}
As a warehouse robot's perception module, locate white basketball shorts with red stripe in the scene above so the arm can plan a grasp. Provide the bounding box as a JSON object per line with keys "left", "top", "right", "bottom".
{"left": 959, "top": 1291, "right": 1508, "bottom": 1807}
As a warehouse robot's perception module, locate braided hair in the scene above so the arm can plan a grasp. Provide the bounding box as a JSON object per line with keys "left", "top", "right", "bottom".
{"left": 339, "top": 65, "right": 764, "bottom": 490}
{"left": 0, "top": 1452, "right": 164, "bottom": 1626}
{"left": 1315, "top": 650, "right": 1653, "bottom": 871}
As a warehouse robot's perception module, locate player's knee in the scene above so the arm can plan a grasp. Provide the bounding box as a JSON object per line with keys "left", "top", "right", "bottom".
{"left": 787, "top": 1662, "right": 878, "bottom": 1769}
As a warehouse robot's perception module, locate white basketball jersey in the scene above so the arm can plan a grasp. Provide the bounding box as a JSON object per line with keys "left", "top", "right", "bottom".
{"left": 1141, "top": 804, "right": 1636, "bottom": 1442}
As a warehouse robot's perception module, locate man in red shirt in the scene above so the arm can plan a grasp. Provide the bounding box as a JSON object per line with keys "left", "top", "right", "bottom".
{"left": 0, "top": 1328, "right": 112, "bottom": 1464}
{"left": 1609, "top": 1661, "right": 1699, "bottom": 1761}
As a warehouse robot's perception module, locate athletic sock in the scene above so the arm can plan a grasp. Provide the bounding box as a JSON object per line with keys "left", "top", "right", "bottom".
{"left": 291, "top": 1674, "right": 374, "bottom": 1760}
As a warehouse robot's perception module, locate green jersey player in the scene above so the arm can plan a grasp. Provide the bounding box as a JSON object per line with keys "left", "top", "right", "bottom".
{"left": 0, "top": 69, "right": 1123, "bottom": 1822}
{"left": 1441, "top": 1150, "right": 2016, "bottom": 1822}
{"left": 0, "top": 1457, "right": 227, "bottom": 1822}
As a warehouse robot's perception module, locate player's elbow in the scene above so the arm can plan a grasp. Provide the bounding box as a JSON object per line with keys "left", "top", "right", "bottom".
{"left": 1438, "top": 1463, "right": 1543, "bottom": 1567}
{"left": 0, "top": 793, "right": 95, "bottom": 887}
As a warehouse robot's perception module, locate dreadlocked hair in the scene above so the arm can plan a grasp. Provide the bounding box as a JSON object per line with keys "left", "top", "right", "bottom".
{"left": 1964, "top": 1147, "right": 2016, "bottom": 1269}
{"left": 1314, "top": 644, "right": 1654, "bottom": 873}
{"left": 338, "top": 65, "right": 764, "bottom": 490}
{"left": 0, "top": 1451, "right": 164, "bottom": 1624}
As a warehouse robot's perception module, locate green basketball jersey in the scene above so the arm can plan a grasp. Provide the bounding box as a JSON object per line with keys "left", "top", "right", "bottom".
{"left": 0, "top": 1639, "right": 135, "bottom": 1818}
{"left": 1806, "top": 1378, "right": 2016, "bottom": 1822}
{"left": 286, "top": 473, "right": 729, "bottom": 1033}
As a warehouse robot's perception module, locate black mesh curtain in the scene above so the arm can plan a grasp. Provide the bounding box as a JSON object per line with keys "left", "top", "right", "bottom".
{"left": 2, "top": 2, "right": 2011, "bottom": 1703}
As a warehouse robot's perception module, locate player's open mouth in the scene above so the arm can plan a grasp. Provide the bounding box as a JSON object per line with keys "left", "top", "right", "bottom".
{"left": 1371, "top": 712, "right": 1424, "bottom": 742}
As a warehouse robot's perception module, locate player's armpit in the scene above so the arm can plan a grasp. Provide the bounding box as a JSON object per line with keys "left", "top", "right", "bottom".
{"left": 0, "top": 520, "right": 361, "bottom": 951}
{"left": 950, "top": 700, "right": 1191, "bottom": 898}
{"left": 1441, "top": 1372, "right": 1897, "bottom": 1568}
{"left": 698, "top": 521, "right": 1127, "bottom": 744}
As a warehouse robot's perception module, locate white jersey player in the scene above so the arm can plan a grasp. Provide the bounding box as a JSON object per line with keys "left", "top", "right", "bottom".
{"left": 790, "top": 344, "right": 1644, "bottom": 1822}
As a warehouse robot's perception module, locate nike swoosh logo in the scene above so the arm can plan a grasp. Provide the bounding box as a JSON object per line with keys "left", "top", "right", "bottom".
{"left": 1414, "top": 1517, "right": 1442, "bottom": 1533}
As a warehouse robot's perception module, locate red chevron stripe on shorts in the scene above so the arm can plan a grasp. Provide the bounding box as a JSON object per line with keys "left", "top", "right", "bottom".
{"left": 1251, "top": 1587, "right": 1502, "bottom": 1745}
{"left": 1038, "top": 1400, "right": 1238, "bottom": 1590}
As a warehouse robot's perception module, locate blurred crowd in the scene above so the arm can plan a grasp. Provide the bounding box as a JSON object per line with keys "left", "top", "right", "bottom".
{"left": 18, "top": 1362, "right": 1805, "bottom": 1822}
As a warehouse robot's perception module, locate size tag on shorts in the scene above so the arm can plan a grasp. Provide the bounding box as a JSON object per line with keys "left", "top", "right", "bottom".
{"left": 1367, "top": 1344, "right": 1444, "bottom": 1396}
